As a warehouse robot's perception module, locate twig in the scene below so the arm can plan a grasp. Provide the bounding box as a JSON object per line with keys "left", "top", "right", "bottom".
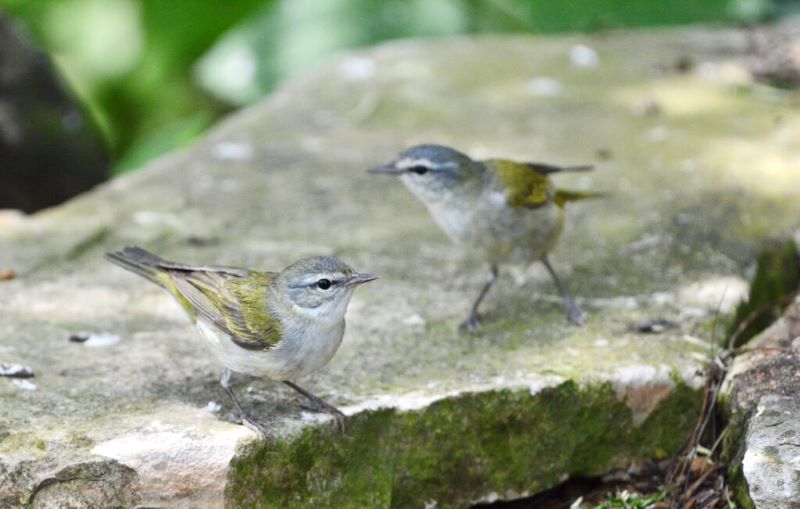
{"left": 686, "top": 465, "right": 721, "bottom": 499}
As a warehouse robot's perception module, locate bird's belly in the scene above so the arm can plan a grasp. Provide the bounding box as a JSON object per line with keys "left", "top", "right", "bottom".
{"left": 274, "top": 320, "right": 345, "bottom": 380}
{"left": 194, "top": 318, "right": 345, "bottom": 381}
{"left": 432, "top": 200, "right": 563, "bottom": 264}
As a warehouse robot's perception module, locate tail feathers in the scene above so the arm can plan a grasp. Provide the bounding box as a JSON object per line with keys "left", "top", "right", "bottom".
{"left": 527, "top": 162, "right": 594, "bottom": 175}
{"left": 554, "top": 189, "right": 607, "bottom": 207}
{"left": 104, "top": 246, "right": 170, "bottom": 287}
{"left": 560, "top": 165, "right": 594, "bottom": 173}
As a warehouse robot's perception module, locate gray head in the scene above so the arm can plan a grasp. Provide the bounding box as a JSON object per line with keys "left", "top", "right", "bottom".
{"left": 277, "top": 256, "right": 377, "bottom": 323}
{"left": 368, "top": 144, "right": 481, "bottom": 203}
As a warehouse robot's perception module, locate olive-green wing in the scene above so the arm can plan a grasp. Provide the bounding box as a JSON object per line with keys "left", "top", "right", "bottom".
{"left": 486, "top": 159, "right": 598, "bottom": 209}
{"left": 172, "top": 270, "right": 281, "bottom": 351}
{"left": 553, "top": 189, "right": 607, "bottom": 207}
{"left": 522, "top": 162, "right": 593, "bottom": 175}
{"left": 523, "top": 162, "right": 606, "bottom": 206}
{"left": 105, "top": 247, "right": 280, "bottom": 350}
{"left": 485, "top": 159, "right": 555, "bottom": 208}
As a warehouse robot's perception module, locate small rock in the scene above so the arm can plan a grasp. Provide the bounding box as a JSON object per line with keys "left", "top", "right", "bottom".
{"left": 211, "top": 141, "right": 253, "bottom": 161}
{"left": 69, "top": 332, "right": 121, "bottom": 348}
{"left": 569, "top": 44, "right": 599, "bottom": 68}
{"left": 527, "top": 77, "right": 563, "bottom": 96}
{"left": 402, "top": 313, "right": 426, "bottom": 328}
{"left": 185, "top": 236, "right": 219, "bottom": 247}
{"left": 12, "top": 379, "right": 37, "bottom": 391}
{"left": 634, "top": 319, "right": 678, "bottom": 334}
{"left": 0, "top": 363, "right": 34, "bottom": 378}
{"left": 0, "top": 268, "right": 15, "bottom": 280}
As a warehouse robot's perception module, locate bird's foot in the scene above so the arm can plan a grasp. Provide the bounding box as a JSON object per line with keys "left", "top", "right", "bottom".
{"left": 565, "top": 303, "right": 588, "bottom": 326}
{"left": 237, "top": 414, "right": 273, "bottom": 439}
{"left": 458, "top": 312, "right": 482, "bottom": 333}
{"left": 300, "top": 399, "right": 347, "bottom": 432}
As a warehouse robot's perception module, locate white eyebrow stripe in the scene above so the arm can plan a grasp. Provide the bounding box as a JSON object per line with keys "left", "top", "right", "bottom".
{"left": 289, "top": 272, "right": 348, "bottom": 288}
{"left": 396, "top": 158, "right": 458, "bottom": 170}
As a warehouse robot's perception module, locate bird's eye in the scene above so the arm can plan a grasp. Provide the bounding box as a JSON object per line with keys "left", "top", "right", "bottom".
{"left": 316, "top": 278, "right": 332, "bottom": 290}
{"left": 409, "top": 166, "right": 429, "bottom": 175}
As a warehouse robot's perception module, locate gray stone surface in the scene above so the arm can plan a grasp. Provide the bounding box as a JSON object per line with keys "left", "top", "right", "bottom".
{"left": 742, "top": 396, "right": 800, "bottom": 509}
{"left": 723, "top": 300, "right": 800, "bottom": 509}
{"left": 2, "top": 25, "right": 800, "bottom": 508}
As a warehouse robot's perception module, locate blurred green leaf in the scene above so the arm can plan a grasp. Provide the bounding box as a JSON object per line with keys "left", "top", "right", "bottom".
{"left": 196, "top": 0, "right": 770, "bottom": 106}
{"left": 112, "top": 111, "right": 214, "bottom": 175}
{"left": 0, "top": 0, "right": 775, "bottom": 175}
{"left": 2, "top": 0, "right": 266, "bottom": 168}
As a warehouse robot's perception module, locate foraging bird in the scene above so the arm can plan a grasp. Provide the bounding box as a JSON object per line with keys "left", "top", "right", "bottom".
{"left": 104, "top": 247, "right": 377, "bottom": 436}
{"left": 369, "top": 144, "right": 601, "bottom": 331}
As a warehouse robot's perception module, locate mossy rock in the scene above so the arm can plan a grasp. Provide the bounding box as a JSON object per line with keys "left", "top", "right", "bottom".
{"left": 2, "top": 24, "right": 800, "bottom": 508}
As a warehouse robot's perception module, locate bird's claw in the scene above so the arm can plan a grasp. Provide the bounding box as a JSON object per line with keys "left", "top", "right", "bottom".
{"left": 241, "top": 415, "right": 273, "bottom": 440}
{"left": 459, "top": 313, "right": 482, "bottom": 333}
{"left": 300, "top": 400, "right": 347, "bottom": 432}
{"left": 330, "top": 411, "right": 347, "bottom": 433}
{"left": 566, "top": 304, "right": 588, "bottom": 326}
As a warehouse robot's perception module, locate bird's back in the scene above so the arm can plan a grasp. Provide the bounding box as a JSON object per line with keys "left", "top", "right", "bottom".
{"left": 483, "top": 159, "right": 556, "bottom": 209}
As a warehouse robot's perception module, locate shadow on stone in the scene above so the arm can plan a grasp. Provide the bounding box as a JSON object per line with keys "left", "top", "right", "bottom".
{"left": 0, "top": 14, "right": 109, "bottom": 213}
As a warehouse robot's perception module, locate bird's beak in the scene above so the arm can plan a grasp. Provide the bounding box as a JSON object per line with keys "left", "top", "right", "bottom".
{"left": 367, "top": 164, "right": 404, "bottom": 175}
{"left": 346, "top": 273, "right": 379, "bottom": 287}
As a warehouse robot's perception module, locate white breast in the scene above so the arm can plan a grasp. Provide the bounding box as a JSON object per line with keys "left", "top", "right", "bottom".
{"left": 194, "top": 318, "right": 345, "bottom": 381}
{"left": 425, "top": 187, "right": 564, "bottom": 264}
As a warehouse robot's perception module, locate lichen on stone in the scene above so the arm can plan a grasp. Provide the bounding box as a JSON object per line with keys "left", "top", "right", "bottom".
{"left": 226, "top": 380, "right": 701, "bottom": 508}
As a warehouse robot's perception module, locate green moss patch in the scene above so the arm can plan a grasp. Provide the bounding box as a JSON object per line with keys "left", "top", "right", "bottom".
{"left": 227, "top": 380, "right": 701, "bottom": 508}
{"left": 727, "top": 239, "right": 800, "bottom": 348}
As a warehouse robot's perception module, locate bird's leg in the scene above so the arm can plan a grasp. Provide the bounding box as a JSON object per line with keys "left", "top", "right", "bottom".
{"left": 283, "top": 381, "right": 346, "bottom": 432}
{"left": 220, "top": 368, "right": 271, "bottom": 438}
{"left": 459, "top": 264, "right": 498, "bottom": 333}
{"left": 541, "top": 255, "right": 587, "bottom": 325}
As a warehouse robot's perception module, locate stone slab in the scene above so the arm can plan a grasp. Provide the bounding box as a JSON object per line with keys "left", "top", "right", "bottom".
{"left": 3, "top": 25, "right": 800, "bottom": 508}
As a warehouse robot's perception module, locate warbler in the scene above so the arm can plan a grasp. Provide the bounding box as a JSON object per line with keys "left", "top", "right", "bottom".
{"left": 104, "top": 247, "right": 377, "bottom": 437}
{"left": 369, "top": 144, "right": 600, "bottom": 331}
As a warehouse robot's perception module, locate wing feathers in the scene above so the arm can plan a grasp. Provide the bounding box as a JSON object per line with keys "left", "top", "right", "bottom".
{"left": 105, "top": 247, "right": 278, "bottom": 350}
{"left": 172, "top": 276, "right": 227, "bottom": 328}
{"left": 524, "top": 162, "right": 594, "bottom": 175}
{"left": 177, "top": 271, "right": 279, "bottom": 350}
{"left": 485, "top": 159, "right": 599, "bottom": 209}
{"left": 486, "top": 159, "right": 553, "bottom": 208}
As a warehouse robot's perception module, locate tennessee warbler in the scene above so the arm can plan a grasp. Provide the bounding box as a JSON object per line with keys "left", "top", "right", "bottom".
{"left": 105, "top": 246, "right": 377, "bottom": 436}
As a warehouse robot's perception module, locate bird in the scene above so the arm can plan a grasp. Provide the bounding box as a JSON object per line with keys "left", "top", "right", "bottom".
{"left": 104, "top": 246, "right": 377, "bottom": 437}
{"left": 369, "top": 144, "right": 601, "bottom": 332}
